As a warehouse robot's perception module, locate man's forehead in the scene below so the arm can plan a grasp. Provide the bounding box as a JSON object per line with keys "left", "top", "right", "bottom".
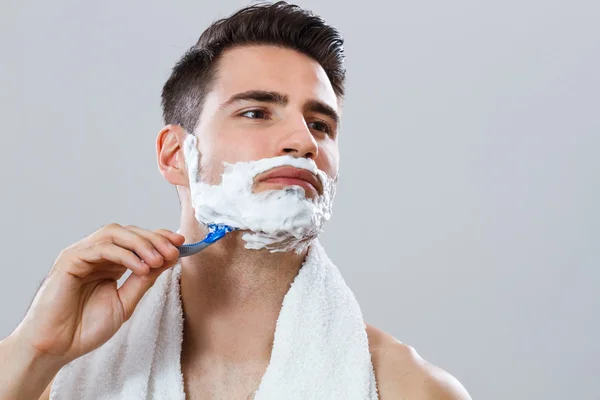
{"left": 210, "top": 46, "right": 339, "bottom": 111}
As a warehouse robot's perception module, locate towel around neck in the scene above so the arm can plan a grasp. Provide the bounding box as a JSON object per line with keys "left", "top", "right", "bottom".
{"left": 50, "top": 239, "right": 379, "bottom": 399}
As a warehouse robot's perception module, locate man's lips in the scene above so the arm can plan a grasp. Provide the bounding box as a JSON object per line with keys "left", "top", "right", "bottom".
{"left": 256, "top": 166, "right": 322, "bottom": 195}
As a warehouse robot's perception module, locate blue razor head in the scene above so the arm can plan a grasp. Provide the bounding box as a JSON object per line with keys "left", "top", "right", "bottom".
{"left": 177, "top": 223, "right": 236, "bottom": 257}
{"left": 201, "top": 223, "right": 237, "bottom": 244}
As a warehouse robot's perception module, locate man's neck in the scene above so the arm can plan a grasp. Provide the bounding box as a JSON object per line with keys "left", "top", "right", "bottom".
{"left": 178, "top": 218, "right": 308, "bottom": 366}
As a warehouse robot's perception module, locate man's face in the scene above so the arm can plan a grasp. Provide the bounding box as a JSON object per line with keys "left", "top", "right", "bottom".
{"left": 192, "top": 45, "right": 341, "bottom": 199}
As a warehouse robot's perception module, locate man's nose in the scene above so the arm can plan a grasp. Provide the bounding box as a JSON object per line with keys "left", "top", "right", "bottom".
{"left": 277, "top": 122, "right": 319, "bottom": 160}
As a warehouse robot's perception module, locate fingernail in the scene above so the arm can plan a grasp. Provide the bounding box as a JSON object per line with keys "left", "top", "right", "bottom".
{"left": 152, "top": 249, "right": 163, "bottom": 259}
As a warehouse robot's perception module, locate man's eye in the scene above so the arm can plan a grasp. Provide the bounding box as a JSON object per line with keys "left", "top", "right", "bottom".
{"left": 308, "top": 120, "right": 332, "bottom": 134}
{"left": 240, "top": 109, "right": 268, "bottom": 119}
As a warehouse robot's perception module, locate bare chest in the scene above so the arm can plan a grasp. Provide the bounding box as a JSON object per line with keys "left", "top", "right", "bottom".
{"left": 182, "top": 360, "right": 267, "bottom": 400}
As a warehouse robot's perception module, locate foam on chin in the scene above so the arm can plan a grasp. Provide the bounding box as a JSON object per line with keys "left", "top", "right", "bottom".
{"left": 182, "top": 134, "right": 336, "bottom": 254}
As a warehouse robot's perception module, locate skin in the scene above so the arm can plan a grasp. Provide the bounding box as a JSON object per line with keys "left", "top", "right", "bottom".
{"left": 32, "top": 45, "right": 472, "bottom": 400}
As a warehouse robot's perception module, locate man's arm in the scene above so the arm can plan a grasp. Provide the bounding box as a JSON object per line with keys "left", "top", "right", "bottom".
{"left": 1, "top": 276, "right": 60, "bottom": 400}
{"left": 0, "top": 332, "right": 64, "bottom": 400}
{"left": 38, "top": 376, "right": 56, "bottom": 400}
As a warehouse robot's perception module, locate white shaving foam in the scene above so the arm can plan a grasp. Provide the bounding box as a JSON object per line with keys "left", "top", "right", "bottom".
{"left": 182, "top": 134, "right": 337, "bottom": 254}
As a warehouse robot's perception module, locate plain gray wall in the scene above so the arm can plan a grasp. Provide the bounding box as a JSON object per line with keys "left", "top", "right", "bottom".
{"left": 1, "top": 0, "right": 598, "bottom": 399}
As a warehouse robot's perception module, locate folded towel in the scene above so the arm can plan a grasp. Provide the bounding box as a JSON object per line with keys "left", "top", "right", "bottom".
{"left": 50, "top": 239, "right": 379, "bottom": 399}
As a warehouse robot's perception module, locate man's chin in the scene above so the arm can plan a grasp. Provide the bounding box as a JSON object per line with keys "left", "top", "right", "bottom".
{"left": 240, "top": 230, "right": 318, "bottom": 254}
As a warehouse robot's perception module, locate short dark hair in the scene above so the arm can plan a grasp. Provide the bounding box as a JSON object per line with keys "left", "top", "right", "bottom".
{"left": 161, "top": 1, "right": 346, "bottom": 133}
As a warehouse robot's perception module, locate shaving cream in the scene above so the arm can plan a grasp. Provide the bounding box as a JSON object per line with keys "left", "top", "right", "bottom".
{"left": 182, "top": 134, "right": 337, "bottom": 254}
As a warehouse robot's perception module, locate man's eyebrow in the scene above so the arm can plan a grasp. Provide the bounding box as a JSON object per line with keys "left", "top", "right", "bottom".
{"left": 219, "top": 90, "right": 340, "bottom": 124}
{"left": 220, "top": 90, "right": 289, "bottom": 109}
{"left": 303, "top": 99, "right": 340, "bottom": 125}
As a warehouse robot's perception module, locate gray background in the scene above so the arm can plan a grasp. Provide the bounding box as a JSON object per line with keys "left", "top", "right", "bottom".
{"left": 1, "top": 0, "right": 598, "bottom": 399}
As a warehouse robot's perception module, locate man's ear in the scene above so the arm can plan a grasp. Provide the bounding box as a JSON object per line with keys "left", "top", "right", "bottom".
{"left": 156, "top": 124, "right": 189, "bottom": 187}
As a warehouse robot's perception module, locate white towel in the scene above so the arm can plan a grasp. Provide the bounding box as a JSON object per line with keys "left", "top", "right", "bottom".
{"left": 50, "top": 239, "right": 379, "bottom": 399}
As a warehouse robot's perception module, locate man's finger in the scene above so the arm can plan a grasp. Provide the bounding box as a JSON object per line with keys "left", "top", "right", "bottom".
{"left": 123, "top": 225, "right": 183, "bottom": 262}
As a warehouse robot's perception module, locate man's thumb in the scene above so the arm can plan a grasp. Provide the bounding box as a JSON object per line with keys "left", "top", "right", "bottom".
{"left": 117, "top": 260, "right": 177, "bottom": 322}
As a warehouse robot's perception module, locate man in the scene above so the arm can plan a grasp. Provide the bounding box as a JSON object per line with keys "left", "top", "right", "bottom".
{"left": 0, "top": 2, "right": 471, "bottom": 399}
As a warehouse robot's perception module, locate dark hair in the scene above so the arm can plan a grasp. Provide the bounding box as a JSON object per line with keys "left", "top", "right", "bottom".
{"left": 161, "top": 1, "right": 346, "bottom": 133}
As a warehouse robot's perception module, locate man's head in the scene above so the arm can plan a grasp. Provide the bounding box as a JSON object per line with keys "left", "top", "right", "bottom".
{"left": 161, "top": 1, "right": 345, "bottom": 135}
{"left": 157, "top": 1, "right": 345, "bottom": 251}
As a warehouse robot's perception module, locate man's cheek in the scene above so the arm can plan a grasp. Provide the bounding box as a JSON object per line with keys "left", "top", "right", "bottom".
{"left": 221, "top": 145, "right": 268, "bottom": 164}
{"left": 316, "top": 152, "right": 338, "bottom": 179}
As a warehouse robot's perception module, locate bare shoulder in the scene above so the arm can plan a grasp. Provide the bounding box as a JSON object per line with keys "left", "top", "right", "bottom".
{"left": 366, "top": 323, "right": 472, "bottom": 400}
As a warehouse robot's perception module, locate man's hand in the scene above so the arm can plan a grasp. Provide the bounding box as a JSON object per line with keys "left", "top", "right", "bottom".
{"left": 0, "top": 223, "right": 185, "bottom": 399}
